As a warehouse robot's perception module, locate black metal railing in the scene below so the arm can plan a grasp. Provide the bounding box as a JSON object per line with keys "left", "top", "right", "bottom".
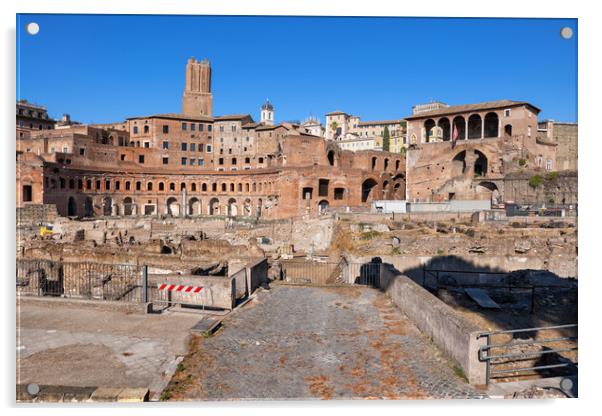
{"left": 17, "top": 259, "right": 143, "bottom": 303}
{"left": 278, "top": 260, "right": 383, "bottom": 288}
{"left": 345, "top": 262, "right": 382, "bottom": 288}
{"left": 477, "top": 324, "right": 578, "bottom": 384}
{"left": 280, "top": 261, "right": 344, "bottom": 285}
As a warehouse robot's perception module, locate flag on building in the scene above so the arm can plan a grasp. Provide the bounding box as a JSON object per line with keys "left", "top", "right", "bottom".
{"left": 452, "top": 124, "right": 458, "bottom": 149}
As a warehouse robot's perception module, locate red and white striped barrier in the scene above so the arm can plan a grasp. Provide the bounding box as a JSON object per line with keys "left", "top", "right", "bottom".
{"left": 158, "top": 283, "right": 203, "bottom": 293}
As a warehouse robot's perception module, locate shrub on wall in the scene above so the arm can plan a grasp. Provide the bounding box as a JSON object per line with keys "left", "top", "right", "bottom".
{"left": 529, "top": 175, "right": 544, "bottom": 189}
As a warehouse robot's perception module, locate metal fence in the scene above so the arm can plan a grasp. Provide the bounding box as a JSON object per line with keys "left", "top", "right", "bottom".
{"left": 344, "top": 261, "right": 383, "bottom": 288}
{"left": 279, "top": 260, "right": 382, "bottom": 288}
{"left": 421, "top": 267, "right": 576, "bottom": 314}
{"left": 477, "top": 324, "right": 578, "bottom": 384}
{"left": 280, "top": 261, "right": 344, "bottom": 285}
{"left": 17, "top": 259, "right": 143, "bottom": 303}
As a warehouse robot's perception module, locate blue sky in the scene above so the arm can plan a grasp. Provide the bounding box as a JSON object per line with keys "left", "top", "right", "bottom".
{"left": 16, "top": 15, "right": 577, "bottom": 124}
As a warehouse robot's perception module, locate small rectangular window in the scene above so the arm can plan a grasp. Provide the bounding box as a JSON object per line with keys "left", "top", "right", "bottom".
{"left": 199, "top": 124, "right": 204, "bottom": 132}
{"left": 190, "top": 143, "right": 196, "bottom": 152}
{"left": 139, "top": 155, "right": 145, "bottom": 163}
{"left": 191, "top": 123, "right": 196, "bottom": 131}
{"left": 181, "top": 142, "right": 187, "bottom": 151}
{"left": 198, "top": 159, "right": 204, "bottom": 166}
{"left": 162, "top": 141, "right": 169, "bottom": 149}
{"left": 162, "top": 157, "right": 169, "bottom": 165}
{"left": 181, "top": 157, "right": 187, "bottom": 165}
{"left": 182, "top": 122, "right": 187, "bottom": 131}
{"left": 206, "top": 145, "right": 212, "bottom": 153}
{"left": 162, "top": 125, "right": 169, "bottom": 134}
{"left": 208, "top": 125, "right": 212, "bottom": 132}
{"left": 189, "top": 158, "right": 195, "bottom": 166}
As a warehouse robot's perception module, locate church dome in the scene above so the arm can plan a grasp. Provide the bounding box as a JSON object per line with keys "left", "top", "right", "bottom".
{"left": 261, "top": 99, "right": 274, "bottom": 111}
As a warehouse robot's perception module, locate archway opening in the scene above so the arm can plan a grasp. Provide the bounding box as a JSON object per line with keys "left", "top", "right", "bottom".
{"left": 504, "top": 124, "right": 512, "bottom": 137}
{"left": 318, "top": 200, "right": 329, "bottom": 215}
{"left": 166, "top": 197, "right": 179, "bottom": 216}
{"left": 484, "top": 112, "right": 499, "bottom": 138}
{"left": 67, "top": 197, "right": 77, "bottom": 217}
{"left": 102, "top": 197, "right": 112, "bottom": 216}
{"left": 361, "top": 178, "right": 378, "bottom": 203}
{"left": 327, "top": 150, "right": 335, "bottom": 166}
{"left": 228, "top": 198, "right": 238, "bottom": 217}
{"left": 84, "top": 197, "right": 94, "bottom": 217}
{"left": 424, "top": 119, "right": 436, "bottom": 142}
{"left": 256, "top": 198, "right": 263, "bottom": 217}
{"left": 189, "top": 197, "right": 200, "bottom": 216}
{"left": 438, "top": 117, "right": 451, "bottom": 141}
{"left": 468, "top": 114, "right": 482, "bottom": 139}
{"left": 474, "top": 150, "right": 488, "bottom": 177}
{"left": 452, "top": 116, "right": 466, "bottom": 141}
{"left": 123, "top": 197, "right": 133, "bottom": 216}
{"left": 453, "top": 150, "right": 467, "bottom": 174}
{"left": 244, "top": 198, "right": 253, "bottom": 216}
{"left": 209, "top": 198, "right": 220, "bottom": 215}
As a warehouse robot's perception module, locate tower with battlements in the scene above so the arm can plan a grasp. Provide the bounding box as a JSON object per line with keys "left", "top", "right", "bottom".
{"left": 182, "top": 57, "right": 213, "bottom": 117}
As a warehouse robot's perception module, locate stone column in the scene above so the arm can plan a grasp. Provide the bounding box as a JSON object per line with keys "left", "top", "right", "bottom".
{"left": 465, "top": 119, "right": 469, "bottom": 140}
{"left": 481, "top": 116, "right": 485, "bottom": 139}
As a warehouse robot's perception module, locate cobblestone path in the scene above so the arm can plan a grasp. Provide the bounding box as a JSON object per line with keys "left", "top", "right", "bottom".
{"left": 166, "top": 285, "right": 487, "bottom": 400}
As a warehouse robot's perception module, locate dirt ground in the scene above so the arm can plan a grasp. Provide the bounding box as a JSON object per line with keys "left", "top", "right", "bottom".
{"left": 16, "top": 298, "right": 200, "bottom": 399}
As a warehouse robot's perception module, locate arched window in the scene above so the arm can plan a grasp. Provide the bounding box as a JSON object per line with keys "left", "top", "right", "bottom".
{"left": 424, "top": 119, "right": 436, "bottom": 142}
{"left": 484, "top": 112, "right": 499, "bottom": 138}
{"left": 467, "top": 114, "right": 482, "bottom": 139}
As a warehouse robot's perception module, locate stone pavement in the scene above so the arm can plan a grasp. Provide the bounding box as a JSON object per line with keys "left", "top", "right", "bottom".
{"left": 16, "top": 299, "right": 200, "bottom": 400}
{"left": 165, "top": 285, "right": 487, "bottom": 400}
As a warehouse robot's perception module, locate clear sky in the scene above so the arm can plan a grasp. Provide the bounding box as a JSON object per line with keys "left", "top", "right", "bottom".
{"left": 16, "top": 14, "right": 577, "bottom": 124}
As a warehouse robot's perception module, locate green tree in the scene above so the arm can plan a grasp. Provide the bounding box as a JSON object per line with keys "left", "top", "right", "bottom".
{"left": 330, "top": 121, "right": 339, "bottom": 138}
{"left": 382, "top": 126, "right": 390, "bottom": 152}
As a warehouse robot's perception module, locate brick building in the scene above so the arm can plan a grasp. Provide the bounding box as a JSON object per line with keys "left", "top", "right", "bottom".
{"left": 16, "top": 100, "right": 56, "bottom": 139}
{"left": 16, "top": 59, "right": 406, "bottom": 219}
{"left": 404, "top": 100, "right": 562, "bottom": 203}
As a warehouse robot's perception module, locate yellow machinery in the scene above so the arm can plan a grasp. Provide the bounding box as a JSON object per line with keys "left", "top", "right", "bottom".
{"left": 39, "top": 224, "right": 54, "bottom": 237}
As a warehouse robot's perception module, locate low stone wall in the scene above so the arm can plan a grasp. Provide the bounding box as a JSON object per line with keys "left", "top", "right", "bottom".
{"left": 348, "top": 253, "right": 576, "bottom": 280}
{"left": 246, "top": 258, "right": 268, "bottom": 293}
{"left": 150, "top": 274, "right": 235, "bottom": 310}
{"left": 338, "top": 211, "right": 474, "bottom": 223}
{"left": 17, "top": 204, "right": 58, "bottom": 226}
{"left": 379, "top": 267, "right": 487, "bottom": 385}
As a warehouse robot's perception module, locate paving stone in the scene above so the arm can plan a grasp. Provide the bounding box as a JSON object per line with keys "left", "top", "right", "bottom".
{"left": 89, "top": 387, "right": 124, "bottom": 402}
{"left": 170, "top": 285, "right": 486, "bottom": 400}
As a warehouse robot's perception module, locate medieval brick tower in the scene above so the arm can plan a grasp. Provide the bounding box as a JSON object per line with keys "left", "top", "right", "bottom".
{"left": 182, "top": 57, "right": 213, "bottom": 117}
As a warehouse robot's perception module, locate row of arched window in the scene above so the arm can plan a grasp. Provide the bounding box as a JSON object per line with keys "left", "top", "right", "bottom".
{"left": 45, "top": 176, "right": 276, "bottom": 194}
